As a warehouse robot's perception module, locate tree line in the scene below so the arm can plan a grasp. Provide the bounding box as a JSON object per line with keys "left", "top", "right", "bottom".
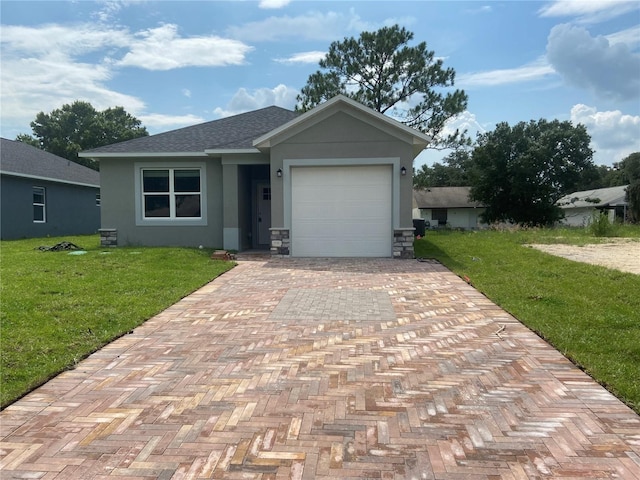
{"left": 17, "top": 101, "right": 148, "bottom": 170}
{"left": 415, "top": 127, "right": 640, "bottom": 225}
{"left": 15, "top": 24, "right": 639, "bottom": 224}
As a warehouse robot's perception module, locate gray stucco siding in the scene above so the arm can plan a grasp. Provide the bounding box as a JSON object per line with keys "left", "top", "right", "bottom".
{"left": 99, "top": 157, "right": 224, "bottom": 248}
{"left": 1, "top": 175, "right": 100, "bottom": 240}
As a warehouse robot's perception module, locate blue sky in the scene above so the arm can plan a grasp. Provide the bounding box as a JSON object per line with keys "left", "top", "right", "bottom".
{"left": 1, "top": 0, "right": 639, "bottom": 167}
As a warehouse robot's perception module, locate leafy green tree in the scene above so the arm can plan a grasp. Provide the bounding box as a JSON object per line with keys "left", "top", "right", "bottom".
{"left": 469, "top": 119, "right": 596, "bottom": 226}
{"left": 14, "top": 134, "right": 40, "bottom": 148}
{"left": 17, "top": 101, "right": 148, "bottom": 170}
{"left": 296, "top": 25, "right": 469, "bottom": 150}
{"left": 414, "top": 150, "right": 471, "bottom": 188}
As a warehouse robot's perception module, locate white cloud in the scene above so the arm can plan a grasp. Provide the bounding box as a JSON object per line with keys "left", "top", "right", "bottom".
{"left": 116, "top": 24, "right": 253, "bottom": 70}
{"left": 258, "top": 0, "right": 291, "bottom": 9}
{"left": 606, "top": 25, "right": 640, "bottom": 48}
{"left": 441, "top": 111, "right": 487, "bottom": 139}
{"left": 414, "top": 110, "right": 487, "bottom": 168}
{"left": 538, "top": 0, "right": 638, "bottom": 24}
{"left": 0, "top": 23, "right": 130, "bottom": 56}
{"left": 465, "top": 5, "right": 492, "bottom": 15}
{"left": 0, "top": 23, "right": 142, "bottom": 134}
{"left": 0, "top": 20, "right": 250, "bottom": 137}
{"left": 0, "top": 54, "right": 145, "bottom": 132}
{"left": 275, "top": 51, "right": 326, "bottom": 64}
{"left": 458, "top": 57, "right": 556, "bottom": 87}
{"left": 138, "top": 113, "right": 205, "bottom": 132}
{"left": 571, "top": 104, "right": 640, "bottom": 165}
{"left": 182, "top": 89, "right": 192, "bottom": 98}
{"left": 226, "top": 9, "right": 378, "bottom": 42}
{"left": 227, "top": 11, "right": 347, "bottom": 42}
{"left": 547, "top": 24, "right": 640, "bottom": 101}
{"left": 93, "top": 0, "right": 143, "bottom": 22}
{"left": 213, "top": 84, "right": 298, "bottom": 117}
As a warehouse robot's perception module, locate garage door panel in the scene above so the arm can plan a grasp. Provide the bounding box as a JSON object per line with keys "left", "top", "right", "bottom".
{"left": 296, "top": 218, "right": 390, "bottom": 236}
{"left": 291, "top": 165, "right": 392, "bottom": 257}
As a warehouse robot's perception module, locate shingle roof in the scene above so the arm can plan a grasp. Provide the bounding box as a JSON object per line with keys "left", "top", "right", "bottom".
{"left": 556, "top": 185, "right": 629, "bottom": 209}
{"left": 82, "top": 106, "right": 299, "bottom": 155}
{"left": 1, "top": 138, "right": 100, "bottom": 187}
{"left": 413, "top": 187, "right": 484, "bottom": 209}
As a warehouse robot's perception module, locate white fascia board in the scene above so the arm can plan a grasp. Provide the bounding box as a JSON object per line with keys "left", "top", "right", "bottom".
{"left": 253, "top": 94, "right": 432, "bottom": 148}
{"left": 1, "top": 170, "right": 99, "bottom": 188}
{"left": 78, "top": 152, "right": 208, "bottom": 159}
{"left": 204, "top": 148, "right": 261, "bottom": 155}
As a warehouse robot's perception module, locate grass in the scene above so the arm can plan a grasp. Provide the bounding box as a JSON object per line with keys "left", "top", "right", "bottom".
{"left": 0, "top": 235, "right": 235, "bottom": 408}
{"left": 415, "top": 226, "right": 640, "bottom": 413}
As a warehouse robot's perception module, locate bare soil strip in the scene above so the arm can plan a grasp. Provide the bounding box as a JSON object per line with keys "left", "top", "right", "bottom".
{"left": 528, "top": 239, "right": 640, "bottom": 275}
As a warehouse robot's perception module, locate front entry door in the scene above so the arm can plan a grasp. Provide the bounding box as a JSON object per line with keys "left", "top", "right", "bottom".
{"left": 257, "top": 183, "right": 271, "bottom": 246}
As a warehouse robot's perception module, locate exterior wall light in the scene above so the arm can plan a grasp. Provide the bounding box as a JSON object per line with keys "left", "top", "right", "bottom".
{"left": 400, "top": 166, "right": 407, "bottom": 176}
{"left": 276, "top": 168, "right": 283, "bottom": 178}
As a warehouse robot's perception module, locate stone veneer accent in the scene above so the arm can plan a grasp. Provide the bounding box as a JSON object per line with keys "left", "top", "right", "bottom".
{"left": 99, "top": 228, "right": 118, "bottom": 247}
{"left": 393, "top": 228, "right": 415, "bottom": 259}
{"left": 270, "top": 228, "right": 290, "bottom": 257}
{"left": 271, "top": 228, "right": 414, "bottom": 258}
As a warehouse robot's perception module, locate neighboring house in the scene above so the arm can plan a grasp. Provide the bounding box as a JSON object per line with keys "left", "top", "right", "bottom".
{"left": 413, "top": 186, "right": 485, "bottom": 229}
{"left": 1, "top": 138, "right": 100, "bottom": 240}
{"left": 80, "top": 95, "right": 430, "bottom": 258}
{"left": 556, "top": 185, "right": 629, "bottom": 227}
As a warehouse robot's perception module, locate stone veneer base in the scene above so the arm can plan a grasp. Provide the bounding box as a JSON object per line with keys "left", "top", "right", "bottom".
{"left": 99, "top": 228, "right": 117, "bottom": 248}
{"left": 393, "top": 228, "right": 415, "bottom": 259}
{"left": 270, "top": 228, "right": 290, "bottom": 257}
{"left": 271, "top": 227, "right": 414, "bottom": 259}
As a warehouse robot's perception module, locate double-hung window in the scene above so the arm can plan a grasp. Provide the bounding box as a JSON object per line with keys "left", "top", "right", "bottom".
{"left": 33, "top": 186, "right": 46, "bottom": 223}
{"left": 141, "top": 168, "right": 202, "bottom": 220}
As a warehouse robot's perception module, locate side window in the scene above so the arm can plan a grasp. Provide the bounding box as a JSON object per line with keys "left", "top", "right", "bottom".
{"left": 96, "top": 193, "right": 101, "bottom": 207}
{"left": 432, "top": 208, "right": 447, "bottom": 226}
{"left": 33, "top": 187, "right": 46, "bottom": 223}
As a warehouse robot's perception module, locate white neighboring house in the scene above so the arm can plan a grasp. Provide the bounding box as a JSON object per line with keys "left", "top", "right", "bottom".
{"left": 413, "top": 186, "right": 486, "bottom": 229}
{"left": 556, "top": 185, "right": 629, "bottom": 227}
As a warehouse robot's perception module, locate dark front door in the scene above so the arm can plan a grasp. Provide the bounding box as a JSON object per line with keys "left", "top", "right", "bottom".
{"left": 257, "top": 183, "right": 271, "bottom": 246}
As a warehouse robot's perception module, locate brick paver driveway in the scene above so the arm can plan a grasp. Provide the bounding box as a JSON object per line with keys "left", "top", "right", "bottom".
{"left": 2, "top": 257, "right": 639, "bottom": 479}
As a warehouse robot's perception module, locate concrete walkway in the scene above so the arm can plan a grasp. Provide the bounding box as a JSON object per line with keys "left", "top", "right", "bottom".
{"left": 2, "top": 257, "right": 639, "bottom": 479}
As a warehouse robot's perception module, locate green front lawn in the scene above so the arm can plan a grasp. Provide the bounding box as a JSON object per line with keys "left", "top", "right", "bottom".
{"left": 415, "top": 227, "right": 640, "bottom": 413}
{"left": 0, "top": 235, "right": 235, "bottom": 408}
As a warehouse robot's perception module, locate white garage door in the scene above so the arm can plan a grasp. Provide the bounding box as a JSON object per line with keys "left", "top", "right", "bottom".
{"left": 291, "top": 165, "right": 392, "bottom": 257}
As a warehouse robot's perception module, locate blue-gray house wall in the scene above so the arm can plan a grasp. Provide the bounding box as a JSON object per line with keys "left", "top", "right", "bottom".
{"left": 1, "top": 174, "right": 101, "bottom": 240}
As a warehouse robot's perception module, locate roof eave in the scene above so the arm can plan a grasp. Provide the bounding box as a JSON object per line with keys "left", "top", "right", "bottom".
{"left": 1, "top": 170, "right": 100, "bottom": 188}
{"left": 204, "top": 148, "right": 261, "bottom": 155}
{"left": 78, "top": 152, "right": 209, "bottom": 159}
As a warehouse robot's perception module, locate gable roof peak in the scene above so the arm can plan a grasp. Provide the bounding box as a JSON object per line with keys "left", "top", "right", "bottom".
{"left": 253, "top": 94, "right": 431, "bottom": 153}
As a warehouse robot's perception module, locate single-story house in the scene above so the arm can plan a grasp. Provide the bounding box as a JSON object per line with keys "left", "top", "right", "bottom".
{"left": 556, "top": 185, "right": 629, "bottom": 226}
{"left": 1, "top": 138, "right": 101, "bottom": 240}
{"left": 413, "top": 186, "right": 485, "bottom": 229}
{"left": 80, "top": 95, "right": 430, "bottom": 258}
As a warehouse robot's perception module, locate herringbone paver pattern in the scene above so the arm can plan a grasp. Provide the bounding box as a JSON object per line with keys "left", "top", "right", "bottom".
{"left": 1, "top": 257, "right": 639, "bottom": 479}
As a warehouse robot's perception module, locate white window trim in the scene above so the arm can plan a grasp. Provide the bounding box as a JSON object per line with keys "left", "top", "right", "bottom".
{"left": 134, "top": 162, "right": 207, "bottom": 226}
{"left": 33, "top": 186, "right": 46, "bottom": 223}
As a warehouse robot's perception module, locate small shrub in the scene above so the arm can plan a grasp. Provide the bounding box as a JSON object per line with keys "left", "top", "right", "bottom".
{"left": 587, "top": 211, "right": 617, "bottom": 237}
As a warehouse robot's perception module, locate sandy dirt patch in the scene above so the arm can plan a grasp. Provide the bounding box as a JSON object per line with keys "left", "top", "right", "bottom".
{"left": 528, "top": 238, "right": 640, "bottom": 275}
